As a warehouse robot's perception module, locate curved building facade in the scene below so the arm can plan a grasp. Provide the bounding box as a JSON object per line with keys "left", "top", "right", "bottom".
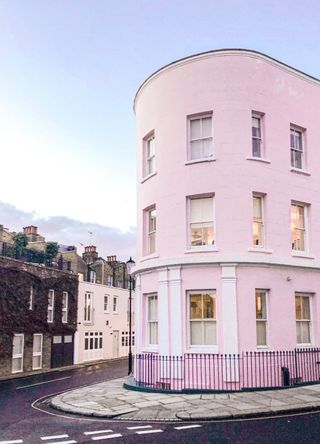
{"left": 133, "top": 49, "right": 320, "bottom": 390}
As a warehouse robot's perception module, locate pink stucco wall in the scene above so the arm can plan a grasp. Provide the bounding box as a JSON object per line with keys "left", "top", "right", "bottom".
{"left": 134, "top": 50, "right": 320, "bottom": 357}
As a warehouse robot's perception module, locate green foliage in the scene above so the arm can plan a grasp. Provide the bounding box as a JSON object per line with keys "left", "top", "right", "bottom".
{"left": 45, "top": 242, "right": 59, "bottom": 259}
{"left": 12, "top": 232, "right": 28, "bottom": 249}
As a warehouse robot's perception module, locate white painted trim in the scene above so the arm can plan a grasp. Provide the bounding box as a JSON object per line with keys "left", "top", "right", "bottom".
{"left": 141, "top": 171, "right": 157, "bottom": 184}
{"left": 246, "top": 156, "right": 271, "bottom": 164}
{"left": 185, "top": 158, "right": 216, "bottom": 165}
{"left": 290, "top": 167, "right": 311, "bottom": 176}
{"left": 221, "top": 265, "right": 238, "bottom": 355}
{"left": 168, "top": 266, "right": 182, "bottom": 356}
{"left": 158, "top": 269, "right": 169, "bottom": 355}
{"left": 248, "top": 248, "right": 273, "bottom": 254}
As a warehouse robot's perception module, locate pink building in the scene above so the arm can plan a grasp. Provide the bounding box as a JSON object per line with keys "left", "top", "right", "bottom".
{"left": 132, "top": 49, "right": 320, "bottom": 391}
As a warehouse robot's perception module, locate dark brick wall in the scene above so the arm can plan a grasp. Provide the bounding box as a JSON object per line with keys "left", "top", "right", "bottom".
{"left": 0, "top": 257, "right": 78, "bottom": 377}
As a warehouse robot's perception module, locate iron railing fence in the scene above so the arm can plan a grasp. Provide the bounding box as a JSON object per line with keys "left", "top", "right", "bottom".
{"left": 0, "top": 241, "right": 72, "bottom": 272}
{"left": 135, "top": 349, "right": 320, "bottom": 392}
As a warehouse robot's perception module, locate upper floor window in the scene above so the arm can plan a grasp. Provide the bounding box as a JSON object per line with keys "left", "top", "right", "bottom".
{"left": 89, "top": 270, "right": 96, "bottom": 283}
{"left": 107, "top": 275, "right": 113, "bottom": 286}
{"left": 47, "top": 290, "right": 54, "bottom": 323}
{"left": 291, "top": 203, "right": 307, "bottom": 252}
{"left": 104, "top": 295, "right": 109, "bottom": 312}
{"left": 146, "top": 206, "right": 156, "bottom": 254}
{"left": 29, "top": 286, "right": 34, "bottom": 310}
{"left": 253, "top": 195, "right": 264, "bottom": 247}
{"left": 295, "top": 293, "right": 311, "bottom": 345}
{"left": 256, "top": 290, "right": 268, "bottom": 346}
{"left": 252, "top": 114, "right": 263, "bottom": 158}
{"left": 189, "top": 290, "right": 216, "bottom": 346}
{"left": 147, "top": 294, "right": 158, "bottom": 345}
{"left": 84, "top": 292, "right": 93, "bottom": 322}
{"left": 62, "top": 292, "right": 68, "bottom": 323}
{"left": 113, "top": 296, "right": 118, "bottom": 313}
{"left": 144, "top": 133, "right": 155, "bottom": 177}
{"left": 189, "top": 196, "right": 214, "bottom": 247}
{"left": 290, "top": 126, "right": 304, "bottom": 170}
{"left": 189, "top": 114, "right": 213, "bottom": 161}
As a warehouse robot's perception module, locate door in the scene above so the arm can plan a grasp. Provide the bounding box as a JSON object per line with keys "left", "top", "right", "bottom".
{"left": 51, "top": 335, "right": 74, "bottom": 368}
{"left": 112, "top": 330, "right": 119, "bottom": 358}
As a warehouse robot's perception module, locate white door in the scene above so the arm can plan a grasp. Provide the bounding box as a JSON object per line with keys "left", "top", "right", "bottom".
{"left": 112, "top": 330, "right": 119, "bottom": 358}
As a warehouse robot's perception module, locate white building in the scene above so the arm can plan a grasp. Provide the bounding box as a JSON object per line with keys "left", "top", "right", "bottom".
{"left": 74, "top": 280, "right": 134, "bottom": 364}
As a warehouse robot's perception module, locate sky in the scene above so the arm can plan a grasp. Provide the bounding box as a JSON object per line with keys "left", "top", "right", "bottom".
{"left": 0, "top": 0, "right": 320, "bottom": 259}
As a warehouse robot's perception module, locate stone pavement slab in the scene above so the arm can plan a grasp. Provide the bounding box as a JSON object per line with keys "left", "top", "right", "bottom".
{"left": 50, "top": 378, "right": 320, "bottom": 421}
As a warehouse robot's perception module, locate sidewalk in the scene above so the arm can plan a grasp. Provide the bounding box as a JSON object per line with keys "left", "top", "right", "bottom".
{"left": 51, "top": 378, "right": 320, "bottom": 421}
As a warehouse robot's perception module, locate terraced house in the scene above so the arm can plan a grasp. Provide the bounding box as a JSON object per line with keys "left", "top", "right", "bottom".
{"left": 132, "top": 49, "right": 320, "bottom": 392}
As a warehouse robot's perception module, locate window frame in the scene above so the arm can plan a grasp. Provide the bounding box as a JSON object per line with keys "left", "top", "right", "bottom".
{"left": 145, "top": 205, "right": 156, "bottom": 255}
{"left": 113, "top": 296, "right": 118, "bottom": 313}
{"left": 62, "top": 292, "right": 68, "bottom": 324}
{"left": 291, "top": 202, "right": 308, "bottom": 253}
{"left": 251, "top": 113, "right": 264, "bottom": 158}
{"left": 104, "top": 294, "right": 110, "bottom": 313}
{"left": 295, "top": 293, "right": 312, "bottom": 346}
{"left": 29, "top": 286, "right": 34, "bottom": 310}
{"left": 188, "top": 195, "right": 215, "bottom": 250}
{"left": 12, "top": 333, "right": 24, "bottom": 374}
{"left": 146, "top": 293, "right": 158, "bottom": 347}
{"left": 187, "top": 290, "right": 217, "bottom": 350}
{"left": 47, "top": 289, "right": 54, "bottom": 323}
{"left": 32, "top": 333, "right": 43, "bottom": 370}
{"left": 188, "top": 113, "right": 213, "bottom": 162}
{"left": 143, "top": 132, "right": 156, "bottom": 178}
{"left": 252, "top": 194, "right": 265, "bottom": 248}
{"left": 255, "top": 289, "right": 268, "bottom": 348}
{"left": 290, "top": 125, "right": 305, "bottom": 170}
{"left": 84, "top": 291, "right": 93, "bottom": 323}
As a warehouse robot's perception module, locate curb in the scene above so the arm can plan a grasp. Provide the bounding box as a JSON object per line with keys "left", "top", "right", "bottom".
{"left": 50, "top": 395, "right": 320, "bottom": 422}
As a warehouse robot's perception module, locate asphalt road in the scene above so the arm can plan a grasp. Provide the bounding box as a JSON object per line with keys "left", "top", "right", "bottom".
{"left": 0, "top": 359, "right": 320, "bottom": 444}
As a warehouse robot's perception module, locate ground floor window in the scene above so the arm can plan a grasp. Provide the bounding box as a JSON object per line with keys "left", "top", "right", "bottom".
{"left": 295, "top": 293, "right": 311, "bottom": 345}
{"left": 32, "top": 333, "right": 43, "bottom": 370}
{"left": 12, "top": 334, "right": 24, "bottom": 373}
{"left": 188, "top": 290, "right": 216, "bottom": 346}
{"left": 256, "top": 290, "right": 268, "bottom": 346}
{"left": 121, "top": 331, "right": 135, "bottom": 347}
{"left": 84, "top": 332, "right": 103, "bottom": 351}
{"left": 147, "top": 294, "right": 158, "bottom": 345}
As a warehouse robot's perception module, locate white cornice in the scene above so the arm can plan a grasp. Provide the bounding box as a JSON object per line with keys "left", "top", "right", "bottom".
{"left": 134, "top": 48, "right": 320, "bottom": 112}
{"left": 133, "top": 253, "right": 320, "bottom": 276}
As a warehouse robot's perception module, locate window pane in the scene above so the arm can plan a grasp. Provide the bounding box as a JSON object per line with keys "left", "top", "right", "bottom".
{"left": 190, "top": 294, "right": 202, "bottom": 319}
{"left": 202, "top": 138, "right": 212, "bottom": 157}
{"left": 253, "top": 197, "right": 262, "bottom": 218}
{"left": 300, "top": 321, "right": 310, "bottom": 343}
{"left": 148, "top": 296, "right": 157, "bottom": 321}
{"left": 252, "top": 117, "right": 261, "bottom": 135}
{"left": 202, "top": 117, "right": 212, "bottom": 138}
{"left": 13, "top": 335, "right": 23, "bottom": 355}
{"left": 33, "top": 335, "right": 42, "bottom": 353}
{"left": 202, "top": 225, "right": 214, "bottom": 245}
{"left": 204, "top": 321, "right": 216, "bottom": 345}
{"left": 64, "top": 335, "right": 72, "bottom": 343}
{"left": 12, "top": 357, "right": 22, "bottom": 372}
{"left": 253, "top": 222, "right": 263, "bottom": 246}
{"left": 302, "top": 297, "right": 310, "bottom": 319}
{"left": 257, "top": 321, "right": 267, "bottom": 346}
{"left": 32, "top": 355, "right": 41, "bottom": 369}
{"left": 53, "top": 336, "right": 62, "bottom": 344}
{"left": 252, "top": 139, "right": 261, "bottom": 157}
{"left": 190, "top": 140, "right": 202, "bottom": 159}
{"left": 148, "top": 322, "right": 158, "bottom": 344}
{"left": 256, "top": 291, "right": 266, "bottom": 319}
{"left": 203, "top": 293, "right": 214, "bottom": 318}
{"left": 190, "top": 119, "right": 201, "bottom": 139}
{"left": 190, "top": 322, "right": 202, "bottom": 345}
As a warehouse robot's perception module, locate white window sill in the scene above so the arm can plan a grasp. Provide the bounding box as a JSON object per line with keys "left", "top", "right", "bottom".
{"left": 291, "top": 252, "right": 315, "bottom": 259}
{"left": 185, "top": 157, "right": 216, "bottom": 165}
{"left": 290, "top": 168, "right": 311, "bottom": 176}
{"left": 141, "top": 171, "right": 157, "bottom": 183}
{"left": 246, "top": 156, "right": 271, "bottom": 164}
{"left": 113, "top": 312, "right": 119, "bottom": 315}
{"left": 185, "top": 247, "right": 219, "bottom": 253}
{"left": 296, "top": 344, "right": 312, "bottom": 349}
{"left": 140, "top": 252, "right": 159, "bottom": 262}
{"left": 186, "top": 346, "right": 218, "bottom": 354}
{"left": 142, "top": 346, "right": 158, "bottom": 353}
{"left": 248, "top": 248, "right": 273, "bottom": 254}
{"left": 256, "top": 346, "right": 270, "bottom": 351}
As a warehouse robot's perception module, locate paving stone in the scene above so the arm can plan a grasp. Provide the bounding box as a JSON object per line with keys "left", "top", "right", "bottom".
{"left": 134, "top": 400, "right": 161, "bottom": 408}
{"left": 158, "top": 396, "right": 186, "bottom": 404}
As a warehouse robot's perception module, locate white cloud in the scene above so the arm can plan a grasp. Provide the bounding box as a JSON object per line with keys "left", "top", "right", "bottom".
{"left": 0, "top": 201, "right": 136, "bottom": 262}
